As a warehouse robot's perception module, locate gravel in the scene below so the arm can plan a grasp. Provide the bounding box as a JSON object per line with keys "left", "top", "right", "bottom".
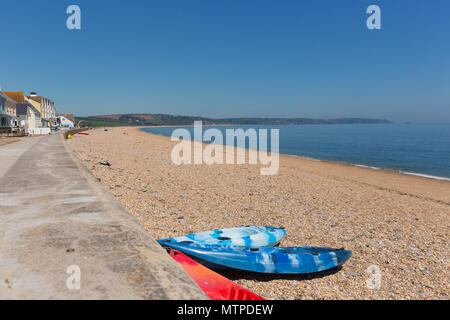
{"left": 68, "top": 127, "right": 450, "bottom": 300}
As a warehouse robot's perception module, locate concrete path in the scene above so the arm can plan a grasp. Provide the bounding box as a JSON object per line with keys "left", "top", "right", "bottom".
{"left": 0, "top": 134, "right": 206, "bottom": 299}
{"left": 0, "top": 137, "right": 44, "bottom": 178}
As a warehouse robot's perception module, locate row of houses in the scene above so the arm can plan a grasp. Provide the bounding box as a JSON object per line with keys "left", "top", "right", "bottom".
{"left": 0, "top": 91, "right": 75, "bottom": 135}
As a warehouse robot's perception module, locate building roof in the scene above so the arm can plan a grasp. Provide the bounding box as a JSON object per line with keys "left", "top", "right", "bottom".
{"left": 26, "top": 95, "right": 54, "bottom": 104}
{"left": 0, "top": 92, "right": 18, "bottom": 103}
{"left": 16, "top": 104, "right": 28, "bottom": 116}
{"left": 29, "top": 105, "right": 41, "bottom": 117}
{"left": 63, "top": 113, "right": 75, "bottom": 122}
{"left": 27, "top": 95, "right": 43, "bottom": 103}
{"left": 3, "top": 92, "right": 24, "bottom": 104}
{"left": 16, "top": 103, "right": 41, "bottom": 117}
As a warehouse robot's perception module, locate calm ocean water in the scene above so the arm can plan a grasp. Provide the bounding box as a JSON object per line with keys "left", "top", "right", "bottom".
{"left": 141, "top": 123, "right": 450, "bottom": 179}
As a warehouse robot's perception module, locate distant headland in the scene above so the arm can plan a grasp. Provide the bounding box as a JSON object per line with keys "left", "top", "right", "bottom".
{"left": 75, "top": 114, "right": 391, "bottom": 127}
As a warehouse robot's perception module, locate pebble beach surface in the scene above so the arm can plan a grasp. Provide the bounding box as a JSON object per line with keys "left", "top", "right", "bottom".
{"left": 68, "top": 127, "right": 449, "bottom": 300}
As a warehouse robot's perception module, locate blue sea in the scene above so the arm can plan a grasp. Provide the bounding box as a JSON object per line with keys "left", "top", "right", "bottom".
{"left": 141, "top": 123, "right": 450, "bottom": 180}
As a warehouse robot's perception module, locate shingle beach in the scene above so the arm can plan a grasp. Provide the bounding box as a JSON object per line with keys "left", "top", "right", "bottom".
{"left": 68, "top": 127, "right": 449, "bottom": 300}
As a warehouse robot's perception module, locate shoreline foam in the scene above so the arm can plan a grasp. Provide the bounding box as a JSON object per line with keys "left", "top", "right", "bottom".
{"left": 140, "top": 127, "right": 450, "bottom": 182}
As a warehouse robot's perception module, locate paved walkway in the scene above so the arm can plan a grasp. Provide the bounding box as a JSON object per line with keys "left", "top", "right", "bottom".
{"left": 0, "top": 134, "right": 206, "bottom": 299}
{"left": 0, "top": 137, "right": 43, "bottom": 177}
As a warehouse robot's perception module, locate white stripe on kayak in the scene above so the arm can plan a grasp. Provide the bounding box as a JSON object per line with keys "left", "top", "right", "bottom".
{"left": 288, "top": 254, "right": 300, "bottom": 267}
{"left": 259, "top": 252, "right": 275, "bottom": 273}
{"left": 329, "top": 251, "right": 338, "bottom": 265}
{"left": 313, "top": 255, "right": 323, "bottom": 270}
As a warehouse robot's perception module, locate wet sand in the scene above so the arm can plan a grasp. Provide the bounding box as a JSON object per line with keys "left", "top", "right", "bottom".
{"left": 68, "top": 126, "right": 449, "bottom": 300}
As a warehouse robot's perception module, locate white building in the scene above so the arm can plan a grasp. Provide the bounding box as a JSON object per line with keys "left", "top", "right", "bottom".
{"left": 0, "top": 92, "right": 18, "bottom": 128}
{"left": 26, "top": 93, "right": 57, "bottom": 127}
{"left": 16, "top": 103, "right": 42, "bottom": 133}
{"left": 57, "top": 115, "right": 74, "bottom": 128}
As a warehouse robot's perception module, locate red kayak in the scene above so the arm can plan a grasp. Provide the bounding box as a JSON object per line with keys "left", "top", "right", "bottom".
{"left": 78, "top": 132, "right": 89, "bottom": 135}
{"left": 169, "top": 249, "right": 265, "bottom": 300}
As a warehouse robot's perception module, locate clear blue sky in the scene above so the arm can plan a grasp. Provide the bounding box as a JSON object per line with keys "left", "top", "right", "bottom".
{"left": 1, "top": 0, "right": 449, "bottom": 122}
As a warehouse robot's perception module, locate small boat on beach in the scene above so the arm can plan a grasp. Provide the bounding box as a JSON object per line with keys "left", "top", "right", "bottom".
{"left": 162, "top": 242, "right": 352, "bottom": 274}
{"left": 169, "top": 249, "right": 265, "bottom": 300}
{"left": 158, "top": 226, "right": 286, "bottom": 248}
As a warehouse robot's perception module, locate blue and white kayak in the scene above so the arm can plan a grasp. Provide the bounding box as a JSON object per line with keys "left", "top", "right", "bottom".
{"left": 160, "top": 242, "right": 352, "bottom": 274}
{"left": 158, "top": 226, "right": 286, "bottom": 248}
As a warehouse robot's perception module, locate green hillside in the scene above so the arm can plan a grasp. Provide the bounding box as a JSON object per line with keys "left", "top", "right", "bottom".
{"left": 75, "top": 114, "right": 391, "bottom": 127}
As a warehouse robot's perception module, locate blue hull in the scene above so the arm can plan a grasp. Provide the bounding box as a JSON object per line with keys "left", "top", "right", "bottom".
{"left": 161, "top": 243, "right": 352, "bottom": 274}
{"left": 158, "top": 226, "right": 286, "bottom": 247}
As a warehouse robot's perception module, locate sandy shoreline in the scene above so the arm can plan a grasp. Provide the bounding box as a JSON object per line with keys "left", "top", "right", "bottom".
{"left": 142, "top": 126, "right": 450, "bottom": 183}
{"left": 68, "top": 126, "right": 449, "bottom": 300}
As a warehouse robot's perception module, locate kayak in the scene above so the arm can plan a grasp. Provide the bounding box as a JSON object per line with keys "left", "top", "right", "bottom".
{"left": 78, "top": 132, "right": 89, "bottom": 135}
{"left": 162, "top": 243, "right": 352, "bottom": 274}
{"left": 169, "top": 249, "right": 265, "bottom": 300}
{"left": 158, "top": 226, "right": 286, "bottom": 248}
